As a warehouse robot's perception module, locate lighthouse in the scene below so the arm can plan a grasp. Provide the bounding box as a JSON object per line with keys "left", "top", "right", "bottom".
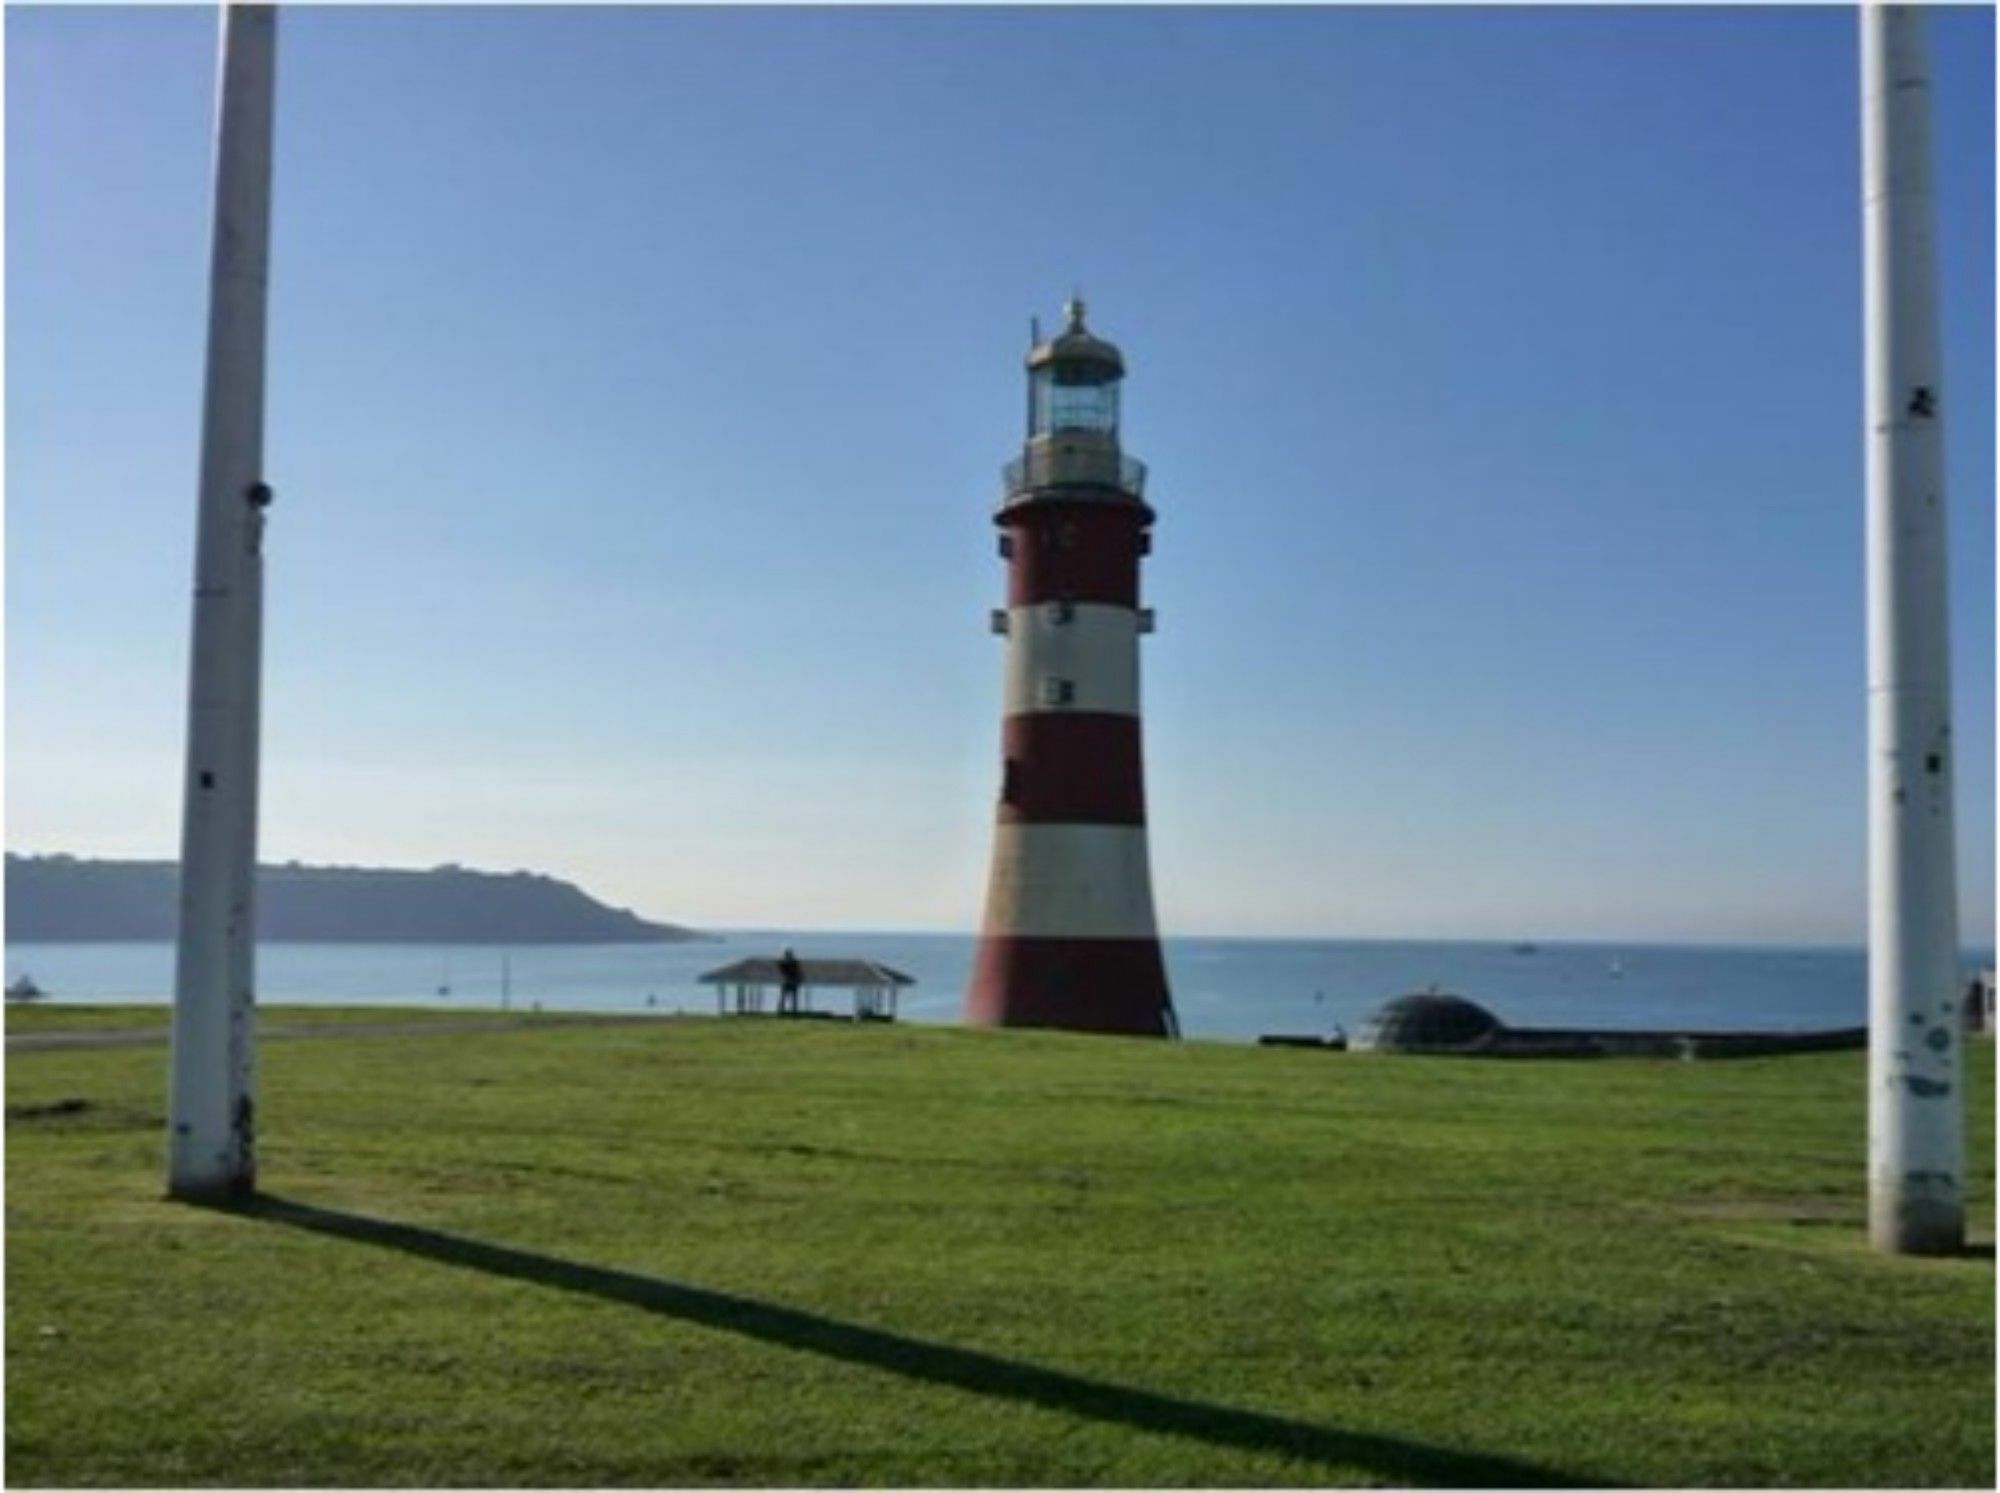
{"left": 966, "top": 299, "right": 1176, "bottom": 1038}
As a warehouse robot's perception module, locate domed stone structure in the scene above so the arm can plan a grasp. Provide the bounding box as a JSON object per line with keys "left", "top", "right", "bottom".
{"left": 1352, "top": 991, "right": 1505, "bottom": 1054}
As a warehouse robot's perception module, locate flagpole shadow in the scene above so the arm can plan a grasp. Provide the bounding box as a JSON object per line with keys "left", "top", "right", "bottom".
{"left": 206, "top": 1192, "right": 1600, "bottom": 1488}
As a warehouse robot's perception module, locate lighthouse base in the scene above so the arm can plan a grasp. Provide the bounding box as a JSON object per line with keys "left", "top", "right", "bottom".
{"left": 966, "top": 934, "right": 1173, "bottom": 1037}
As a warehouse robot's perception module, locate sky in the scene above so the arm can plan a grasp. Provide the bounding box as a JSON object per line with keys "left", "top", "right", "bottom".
{"left": 6, "top": 4, "right": 1994, "bottom": 945}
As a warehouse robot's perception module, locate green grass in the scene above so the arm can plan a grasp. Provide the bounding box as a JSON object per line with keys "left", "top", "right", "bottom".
{"left": 4, "top": 1002, "right": 606, "bottom": 1033}
{"left": 6, "top": 1012, "right": 1993, "bottom": 1486}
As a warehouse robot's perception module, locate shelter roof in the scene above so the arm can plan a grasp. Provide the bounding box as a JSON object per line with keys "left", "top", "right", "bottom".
{"left": 698, "top": 957, "right": 915, "bottom": 988}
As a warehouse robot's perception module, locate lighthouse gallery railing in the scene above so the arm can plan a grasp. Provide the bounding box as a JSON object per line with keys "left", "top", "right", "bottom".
{"left": 1001, "top": 448, "right": 1148, "bottom": 501}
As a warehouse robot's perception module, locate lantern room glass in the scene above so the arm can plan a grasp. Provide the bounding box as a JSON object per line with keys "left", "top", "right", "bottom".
{"left": 1031, "top": 364, "right": 1120, "bottom": 436}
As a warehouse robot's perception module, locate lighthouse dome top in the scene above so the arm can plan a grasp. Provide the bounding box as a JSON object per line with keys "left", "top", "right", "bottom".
{"left": 1027, "top": 295, "right": 1124, "bottom": 378}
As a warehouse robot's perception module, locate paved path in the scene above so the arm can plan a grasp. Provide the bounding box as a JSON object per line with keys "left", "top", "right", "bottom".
{"left": 6, "top": 1014, "right": 634, "bottom": 1053}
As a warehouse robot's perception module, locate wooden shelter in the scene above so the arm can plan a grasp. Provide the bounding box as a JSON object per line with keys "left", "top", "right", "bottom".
{"left": 698, "top": 956, "right": 914, "bottom": 1022}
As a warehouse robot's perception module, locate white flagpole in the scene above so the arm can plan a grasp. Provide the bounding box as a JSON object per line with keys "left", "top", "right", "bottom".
{"left": 168, "top": 2, "right": 277, "bottom": 1199}
{"left": 1860, "top": 3, "right": 1962, "bottom": 1255}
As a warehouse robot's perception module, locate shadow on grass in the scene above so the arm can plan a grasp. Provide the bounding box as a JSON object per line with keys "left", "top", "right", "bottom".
{"left": 203, "top": 1192, "right": 1596, "bottom": 1488}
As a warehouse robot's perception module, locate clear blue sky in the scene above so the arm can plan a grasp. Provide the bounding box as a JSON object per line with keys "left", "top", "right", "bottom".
{"left": 7, "top": 5, "right": 1994, "bottom": 944}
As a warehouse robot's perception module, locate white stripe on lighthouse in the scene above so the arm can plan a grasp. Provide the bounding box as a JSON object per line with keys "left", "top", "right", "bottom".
{"left": 1002, "top": 602, "right": 1141, "bottom": 718}
{"left": 980, "top": 823, "right": 1161, "bottom": 939}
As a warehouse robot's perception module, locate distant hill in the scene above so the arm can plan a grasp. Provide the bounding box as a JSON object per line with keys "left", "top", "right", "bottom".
{"left": 5, "top": 856, "right": 707, "bottom": 944}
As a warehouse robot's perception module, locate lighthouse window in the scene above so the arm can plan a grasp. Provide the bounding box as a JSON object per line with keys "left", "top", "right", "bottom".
{"left": 1040, "top": 677, "right": 1076, "bottom": 708}
{"left": 1001, "top": 758, "right": 1022, "bottom": 804}
{"left": 1030, "top": 365, "right": 1120, "bottom": 436}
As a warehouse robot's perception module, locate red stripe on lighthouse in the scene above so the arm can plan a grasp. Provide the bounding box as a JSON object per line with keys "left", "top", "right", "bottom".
{"left": 999, "top": 713, "right": 1146, "bottom": 825}
{"left": 1004, "top": 504, "right": 1148, "bottom": 608}
{"left": 966, "top": 935, "right": 1172, "bottom": 1036}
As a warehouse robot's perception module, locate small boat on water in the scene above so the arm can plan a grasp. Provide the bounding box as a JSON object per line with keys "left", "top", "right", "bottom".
{"left": 1511, "top": 942, "right": 1540, "bottom": 955}
{"left": 6, "top": 974, "right": 48, "bottom": 1003}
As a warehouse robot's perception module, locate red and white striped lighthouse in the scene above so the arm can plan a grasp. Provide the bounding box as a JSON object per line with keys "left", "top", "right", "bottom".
{"left": 966, "top": 299, "right": 1176, "bottom": 1038}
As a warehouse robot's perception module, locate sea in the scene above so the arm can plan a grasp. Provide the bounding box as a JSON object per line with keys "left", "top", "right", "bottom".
{"left": 7, "top": 934, "right": 1993, "bottom": 1042}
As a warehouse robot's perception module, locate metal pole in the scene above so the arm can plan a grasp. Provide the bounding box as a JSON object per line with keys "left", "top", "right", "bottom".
{"left": 1861, "top": 3, "right": 1962, "bottom": 1255}
{"left": 167, "top": 2, "right": 277, "bottom": 1200}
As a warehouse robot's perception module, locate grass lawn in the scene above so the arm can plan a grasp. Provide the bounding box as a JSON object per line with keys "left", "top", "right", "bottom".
{"left": 6, "top": 1008, "right": 1993, "bottom": 1486}
{"left": 4, "top": 1004, "right": 600, "bottom": 1034}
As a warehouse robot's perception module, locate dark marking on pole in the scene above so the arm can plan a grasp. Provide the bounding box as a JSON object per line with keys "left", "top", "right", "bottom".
{"left": 1925, "top": 1027, "right": 1951, "bottom": 1052}
{"left": 1925, "top": 753, "right": 1942, "bottom": 774}
{"left": 1907, "top": 386, "right": 1936, "bottom": 418}
{"left": 247, "top": 481, "right": 273, "bottom": 508}
{"left": 1904, "top": 1075, "right": 1951, "bottom": 1098}
{"left": 1903, "top": 1171, "right": 1958, "bottom": 1189}
{"left": 234, "top": 1093, "right": 257, "bottom": 1184}
{"left": 199, "top": 771, "right": 216, "bottom": 790}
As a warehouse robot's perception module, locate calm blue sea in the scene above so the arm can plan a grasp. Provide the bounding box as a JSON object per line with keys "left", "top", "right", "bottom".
{"left": 8, "top": 934, "right": 1991, "bottom": 1041}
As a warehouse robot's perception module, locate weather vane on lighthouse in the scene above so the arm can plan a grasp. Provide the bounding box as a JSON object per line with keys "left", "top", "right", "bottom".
{"left": 966, "top": 298, "right": 1177, "bottom": 1037}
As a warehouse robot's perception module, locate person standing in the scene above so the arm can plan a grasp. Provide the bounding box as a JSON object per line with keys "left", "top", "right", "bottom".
{"left": 778, "top": 947, "right": 804, "bottom": 1015}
